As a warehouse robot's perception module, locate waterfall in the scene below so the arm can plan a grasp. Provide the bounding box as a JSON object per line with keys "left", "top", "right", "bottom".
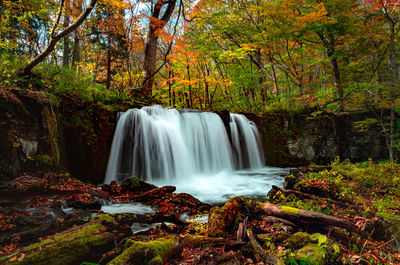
{"left": 104, "top": 105, "right": 265, "bottom": 184}
{"left": 230, "top": 114, "right": 265, "bottom": 169}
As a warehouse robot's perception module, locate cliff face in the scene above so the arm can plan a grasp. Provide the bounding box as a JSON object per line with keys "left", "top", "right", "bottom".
{"left": 247, "top": 111, "right": 390, "bottom": 167}
{"left": 0, "top": 91, "right": 392, "bottom": 184}
{"left": 0, "top": 91, "right": 116, "bottom": 184}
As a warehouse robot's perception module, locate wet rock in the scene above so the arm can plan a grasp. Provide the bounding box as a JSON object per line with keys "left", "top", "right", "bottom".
{"left": 207, "top": 197, "right": 256, "bottom": 237}
{"left": 120, "top": 177, "right": 158, "bottom": 194}
{"left": 134, "top": 186, "right": 176, "bottom": 203}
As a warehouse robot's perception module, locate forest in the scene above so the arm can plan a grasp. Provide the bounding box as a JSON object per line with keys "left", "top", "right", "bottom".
{"left": 0, "top": 0, "right": 400, "bottom": 264}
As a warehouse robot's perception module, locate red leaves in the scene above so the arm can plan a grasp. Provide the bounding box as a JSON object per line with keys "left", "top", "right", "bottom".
{"left": 0, "top": 243, "right": 19, "bottom": 257}
{"left": 30, "top": 195, "right": 49, "bottom": 207}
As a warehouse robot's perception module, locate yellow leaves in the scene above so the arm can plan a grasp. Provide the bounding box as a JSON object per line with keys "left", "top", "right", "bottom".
{"left": 219, "top": 45, "right": 256, "bottom": 61}
{"left": 99, "top": 0, "right": 129, "bottom": 10}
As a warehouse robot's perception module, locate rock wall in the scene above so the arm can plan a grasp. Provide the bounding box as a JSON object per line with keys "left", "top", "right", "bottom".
{"left": 0, "top": 91, "right": 117, "bottom": 184}
{"left": 0, "top": 91, "right": 392, "bottom": 183}
{"left": 247, "top": 111, "right": 390, "bottom": 167}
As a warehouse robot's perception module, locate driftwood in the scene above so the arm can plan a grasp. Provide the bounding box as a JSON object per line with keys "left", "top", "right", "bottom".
{"left": 236, "top": 216, "right": 248, "bottom": 241}
{"left": 262, "top": 203, "right": 363, "bottom": 236}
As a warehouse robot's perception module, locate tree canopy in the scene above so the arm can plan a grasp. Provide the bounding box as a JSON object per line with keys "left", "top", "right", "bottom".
{"left": 0, "top": 0, "right": 399, "bottom": 116}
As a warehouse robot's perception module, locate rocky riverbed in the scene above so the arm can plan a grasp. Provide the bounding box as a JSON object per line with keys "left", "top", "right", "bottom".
{"left": 1, "top": 161, "right": 399, "bottom": 264}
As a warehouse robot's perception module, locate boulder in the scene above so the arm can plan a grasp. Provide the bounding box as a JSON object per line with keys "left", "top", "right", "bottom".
{"left": 120, "top": 177, "right": 158, "bottom": 193}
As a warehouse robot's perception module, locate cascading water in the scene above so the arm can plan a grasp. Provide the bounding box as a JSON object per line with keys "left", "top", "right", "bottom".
{"left": 105, "top": 105, "right": 289, "bottom": 203}
{"left": 105, "top": 106, "right": 233, "bottom": 184}
{"left": 230, "top": 114, "right": 264, "bottom": 170}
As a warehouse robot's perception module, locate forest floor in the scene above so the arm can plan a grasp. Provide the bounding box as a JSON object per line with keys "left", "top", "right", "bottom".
{"left": 0, "top": 160, "right": 399, "bottom": 265}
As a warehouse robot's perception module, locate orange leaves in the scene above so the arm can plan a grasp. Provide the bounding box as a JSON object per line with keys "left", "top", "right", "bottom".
{"left": 298, "top": 2, "right": 328, "bottom": 23}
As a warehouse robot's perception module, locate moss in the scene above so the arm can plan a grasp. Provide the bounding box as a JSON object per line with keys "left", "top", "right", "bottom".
{"left": 281, "top": 206, "right": 300, "bottom": 215}
{"left": 376, "top": 212, "right": 400, "bottom": 250}
{"left": 29, "top": 154, "right": 53, "bottom": 167}
{"left": 283, "top": 232, "right": 312, "bottom": 249}
{"left": 294, "top": 244, "right": 327, "bottom": 265}
{"left": 42, "top": 106, "right": 60, "bottom": 167}
{"left": 107, "top": 236, "right": 179, "bottom": 265}
{"left": 121, "top": 177, "right": 157, "bottom": 193}
{"left": 207, "top": 196, "right": 252, "bottom": 237}
{"left": 207, "top": 206, "right": 225, "bottom": 237}
{"left": 3, "top": 219, "right": 115, "bottom": 265}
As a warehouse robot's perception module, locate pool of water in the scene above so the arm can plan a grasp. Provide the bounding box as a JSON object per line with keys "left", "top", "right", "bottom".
{"left": 151, "top": 166, "right": 290, "bottom": 204}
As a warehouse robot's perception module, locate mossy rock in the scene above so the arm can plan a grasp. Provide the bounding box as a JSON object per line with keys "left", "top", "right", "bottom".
{"left": 107, "top": 235, "right": 180, "bottom": 265}
{"left": 283, "top": 232, "right": 312, "bottom": 249}
{"left": 0, "top": 216, "right": 120, "bottom": 265}
{"left": 207, "top": 196, "right": 253, "bottom": 237}
{"left": 295, "top": 244, "right": 328, "bottom": 264}
{"left": 293, "top": 181, "right": 339, "bottom": 199}
{"left": 120, "top": 177, "right": 157, "bottom": 193}
{"left": 283, "top": 234, "right": 341, "bottom": 265}
{"left": 374, "top": 212, "right": 400, "bottom": 251}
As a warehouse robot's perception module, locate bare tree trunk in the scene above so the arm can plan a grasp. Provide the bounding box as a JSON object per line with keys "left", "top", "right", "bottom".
{"left": 142, "top": 0, "right": 177, "bottom": 96}
{"left": 21, "top": 0, "right": 98, "bottom": 76}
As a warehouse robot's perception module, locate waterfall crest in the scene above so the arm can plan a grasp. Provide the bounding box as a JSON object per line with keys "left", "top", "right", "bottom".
{"left": 105, "top": 105, "right": 264, "bottom": 184}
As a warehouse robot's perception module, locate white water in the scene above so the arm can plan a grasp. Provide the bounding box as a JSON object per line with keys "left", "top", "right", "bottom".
{"left": 230, "top": 114, "right": 264, "bottom": 169}
{"left": 101, "top": 203, "right": 156, "bottom": 215}
{"left": 105, "top": 105, "right": 288, "bottom": 203}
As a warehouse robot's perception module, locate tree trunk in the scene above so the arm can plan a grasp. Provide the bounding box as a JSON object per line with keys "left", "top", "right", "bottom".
{"left": 62, "top": 13, "right": 70, "bottom": 67}
{"left": 142, "top": 31, "right": 158, "bottom": 95}
{"left": 21, "top": 0, "right": 98, "bottom": 76}
{"left": 389, "top": 22, "right": 396, "bottom": 162}
{"left": 106, "top": 48, "right": 111, "bottom": 90}
{"left": 72, "top": 0, "right": 82, "bottom": 67}
{"left": 142, "top": 0, "right": 177, "bottom": 96}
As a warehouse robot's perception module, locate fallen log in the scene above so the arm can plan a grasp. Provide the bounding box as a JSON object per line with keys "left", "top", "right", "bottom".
{"left": 271, "top": 185, "right": 350, "bottom": 208}
{"left": 262, "top": 203, "right": 363, "bottom": 236}
{"left": 262, "top": 216, "right": 296, "bottom": 227}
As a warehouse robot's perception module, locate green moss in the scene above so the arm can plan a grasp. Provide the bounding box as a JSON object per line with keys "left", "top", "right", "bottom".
{"left": 281, "top": 206, "right": 300, "bottom": 215}
{"left": 4, "top": 219, "right": 114, "bottom": 265}
{"left": 107, "top": 236, "right": 179, "bottom": 265}
{"left": 207, "top": 206, "right": 225, "bottom": 237}
{"left": 42, "top": 106, "right": 60, "bottom": 167}
{"left": 295, "top": 244, "right": 327, "bottom": 265}
{"left": 121, "top": 177, "right": 157, "bottom": 193}
{"left": 376, "top": 212, "right": 400, "bottom": 248}
{"left": 283, "top": 232, "right": 312, "bottom": 249}
{"left": 29, "top": 154, "right": 53, "bottom": 167}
